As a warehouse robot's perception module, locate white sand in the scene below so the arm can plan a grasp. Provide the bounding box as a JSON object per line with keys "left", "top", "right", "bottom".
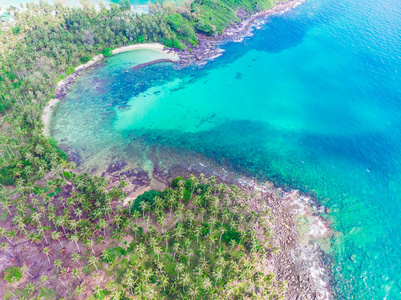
{"left": 42, "top": 98, "right": 60, "bottom": 137}
{"left": 112, "top": 43, "right": 179, "bottom": 60}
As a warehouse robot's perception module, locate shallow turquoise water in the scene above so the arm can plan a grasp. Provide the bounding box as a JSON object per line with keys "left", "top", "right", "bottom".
{"left": 51, "top": 0, "right": 401, "bottom": 297}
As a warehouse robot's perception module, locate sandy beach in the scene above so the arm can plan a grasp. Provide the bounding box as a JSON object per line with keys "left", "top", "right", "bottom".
{"left": 112, "top": 43, "right": 179, "bottom": 59}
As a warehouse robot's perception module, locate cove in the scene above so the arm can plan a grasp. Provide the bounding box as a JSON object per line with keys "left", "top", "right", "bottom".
{"left": 50, "top": 0, "right": 401, "bottom": 297}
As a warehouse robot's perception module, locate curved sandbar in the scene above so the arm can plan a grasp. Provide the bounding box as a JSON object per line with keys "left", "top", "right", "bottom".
{"left": 41, "top": 43, "right": 179, "bottom": 136}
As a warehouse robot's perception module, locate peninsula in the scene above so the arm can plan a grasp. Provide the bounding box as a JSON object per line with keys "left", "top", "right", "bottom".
{"left": 0, "top": 0, "right": 331, "bottom": 299}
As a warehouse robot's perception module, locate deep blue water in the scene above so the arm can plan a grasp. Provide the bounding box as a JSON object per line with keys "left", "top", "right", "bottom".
{"left": 50, "top": 0, "right": 401, "bottom": 298}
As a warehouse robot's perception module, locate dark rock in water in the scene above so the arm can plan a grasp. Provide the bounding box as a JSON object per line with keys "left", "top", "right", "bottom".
{"left": 103, "top": 160, "right": 127, "bottom": 174}
{"left": 102, "top": 160, "right": 151, "bottom": 190}
{"left": 236, "top": 72, "right": 244, "bottom": 79}
{"left": 131, "top": 59, "right": 177, "bottom": 70}
{"left": 58, "top": 143, "right": 83, "bottom": 167}
{"left": 118, "top": 105, "right": 131, "bottom": 111}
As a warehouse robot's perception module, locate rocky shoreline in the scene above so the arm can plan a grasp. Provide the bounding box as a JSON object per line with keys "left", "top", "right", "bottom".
{"left": 47, "top": 0, "right": 335, "bottom": 297}
{"left": 155, "top": 151, "right": 334, "bottom": 299}
{"left": 50, "top": 0, "right": 305, "bottom": 97}
{"left": 170, "top": 0, "right": 305, "bottom": 65}
{"left": 43, "top": 0, "right": 305, "bottom": 136}
{"left": 131, "top": 58, "right": 177, "bottom": 70}
{"left": 92, "top": 145, "right": 334, "bottom": 299}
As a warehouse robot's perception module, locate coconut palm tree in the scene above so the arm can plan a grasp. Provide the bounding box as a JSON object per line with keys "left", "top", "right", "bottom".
{"left": 92, "top": 271, "right": 101, "bottom": 285}
{"left": 51, "top": 231, "right": 63, "bottom": 247}
{"left": 75, "top": 283, "right": 85, "bottom": 296}
{"left": 163, "top": 232, "right": 170, "bottom": 251}
{"left": 158, "top": 214, "right": 166, "bottom": 232}
{"left": 43, "top": 247, "right": 52, "bottom": 267}
{"left": 180, "top": 272, "right": 190, "bottom": 292}
{"left": 54, "top": 259, "right": 63, "bottom": 270}
{"left": 172, "top": 243, "right": 180, "bottom": 260}
{"left": 94, "top": 286, "right": 104, "bottom": 299}
{"left": 229, "top": 239, "right": 237, "bottom": 253}
{"left": 55, "top": 216, "right": 67, "bottom": 235}
{"left": 193, "top": 196, "right": 202, "bottom": 210}
{"left": 221, "top": 210, "right": 230, "bottom": 226}
{"left": 154, "top": 246, "right": 162, "bottom": 262}
{"left": 0, "top": 198, "right": 13, "bottom": 216}
{"left": 112, "top": 229, "right": 123, "bottom": 241}
{"left": 189, "top": 285, "right": 199, "bottom": 299}
{"left": 97, "top": 218, "right": 107, "bottom": 236}
{"left": 0, "top": 227, "right": 15, "bottom": 245}
{"left": 132, "top": 210, "right": 140, "bottom": 224}
{"left": 202, "top": 277, "right": 212, "bottom": 292}
{"left": 84, "top": 239, "right": 96, "bottom": 255}
{"left": 70, "top": 234, "right": 81, "bottom": 253}
{"left": 199, "top": 256, "right": 208, "bottom": 271}
{"left": 208, "top": 235, "right": 216, "bottom": 251}
{"left": 194, "top": 266, "right": 203, "bottom": 282}
{"left": 88, "top": 255, "right": 99, "bottom": 271}
{"left": 101, "top": 249, "right": 111, "bottom": 262}
{"left": 175, "top": 263, "right": 184, "bottom": 279}
{"left": 110, "top": 290, "right": 122, "bottom": 300}
{"left": 219, "top": 227, "right": 227, "bottom": 246}
{"left": 17, "top": 260, "right": 33, "bottom": 279}
{"left": 167, "top": 196, "right": 176, "bottom": 217}
{"left": 75, "top": 208, "right": 83, "bottom": 220}
{"left": 130, "top": 223, "right": 139, "bottom": 239}
{"left": 189, "top": 174, "right": 199, "bottom": 200}
{"left": 200, "top": 208, "right": 206, "bottom": 223}
{"left": 194, "top": 226, "right": 202, "bottom": 245}
{"left": 186, "top": 248, "right": 194, "bottom": 267}
{"left": 209, "top": 218, "right": 217, "bottom": 236}
{"left": 140, "top": 201, "right": 148, "bottom": 218}
{"left": 124, "top": 273, "right": 135, "bottom": 295}
{"left": 184, "top": 238, "right": 191, "bottom": 251}
{"left": 40, "top": 275, "right": 51, "bottom": 285}
{"left": 174, "top": 226, "right": 184, "bottom": 241}
{"left": 120, "top": 240, "right": 130, "bottom": 251}
{"left": 137, "top": 243, "right": 146, "bottom": 258}
{"left": 72, "top": 252, "right": 82, "bottom": 267}
{"left": 26, "top": 283, "right": 36, "bottom": 295}
{"left": 160, "top": 275, "right": 169, "bottom": 291}
{"left": 120, "top": 181, "right": 127, "bottom": 197}
{"left": 114, "top": 214, "right": 123, "bottom": 228}
{"left": 72, "top": 268, "right": 83, "bottom": 282}
{"left": 143, "top": 269, "right": 153, "bottom": 285}
{"left": 37, "top": 224, "right": 49, "bottom": 245}
{"left": 144, "top": 215, "right": 150, "bottom": 228}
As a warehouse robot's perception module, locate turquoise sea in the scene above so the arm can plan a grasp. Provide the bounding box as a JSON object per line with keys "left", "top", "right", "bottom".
{"left": 49, "top": 0, "right": 401, "bottom": 298}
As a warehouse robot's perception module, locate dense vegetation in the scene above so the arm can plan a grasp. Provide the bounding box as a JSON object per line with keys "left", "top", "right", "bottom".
{"left": 191, "top": 0, "right": 279, "bottom": 34}
{"left": 0, "top": 0, "right": 284, "bottom": 298}
{"left": 1, "top": 174, "right": 285, "bottom": 298}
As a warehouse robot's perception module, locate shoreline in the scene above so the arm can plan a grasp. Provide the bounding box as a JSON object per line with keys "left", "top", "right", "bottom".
{"left": 43, "top": 0, "right": 334, "bottom": 296}
{"left": 85, "top": 144, "right": 333, "bottom": 299}
{"left": 151, "top": 147, "right": 334, "bottom": 298}
{"left": 173, "top": 0, "right": 305, "bottom": 64}
{"left": 42, "top": 0, "right": 304, "bottom": 136}
{"left": 41, "top": 43, "right": 178, "bottom": 136}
